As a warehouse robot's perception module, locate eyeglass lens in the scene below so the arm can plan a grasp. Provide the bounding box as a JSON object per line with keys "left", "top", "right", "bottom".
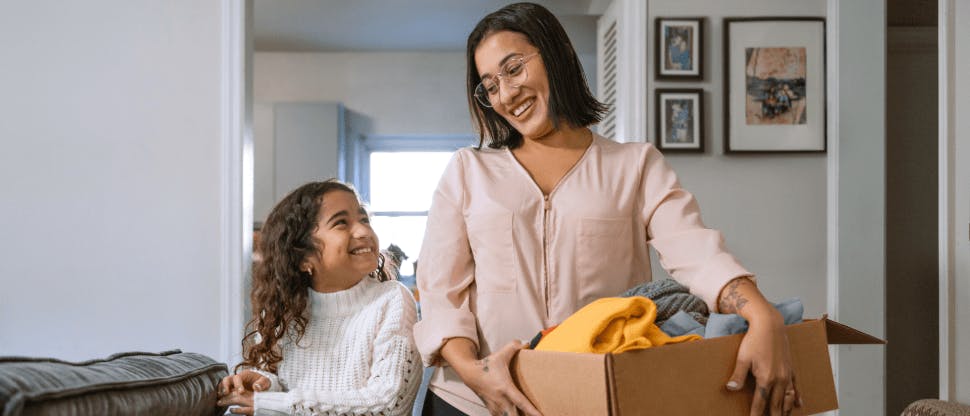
{"left": 475, "top": 57, "right": 529, "bottom": 107}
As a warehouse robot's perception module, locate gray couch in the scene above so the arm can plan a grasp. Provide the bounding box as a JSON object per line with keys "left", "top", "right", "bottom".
{"left": 902, "top": 399, "right": 970, "bottom": 416}
{"left": 0, "top": 350, "right": 228, "bottom": 416}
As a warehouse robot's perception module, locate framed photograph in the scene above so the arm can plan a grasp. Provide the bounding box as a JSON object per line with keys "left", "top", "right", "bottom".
{"left": 655, "top": 89, "right": 704, "bottom": 152}
{"left": 656, "top": 18, "right": 704, "bottom": 80}
{"left": 723, "top": 17, "right": 826, "bottom": 153}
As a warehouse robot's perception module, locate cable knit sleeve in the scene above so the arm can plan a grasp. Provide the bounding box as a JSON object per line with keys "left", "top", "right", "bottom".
{"left": 637, "top": 144, "right": 753, "bottom": 311}
{"left": 253, "top": 284, "right": 422, "bottom": 416}
{"left": 250, "top": 368, "right": 283, "bottom": 393}
{"left": 412, "top": 150, "right": 480, "bottom": 366}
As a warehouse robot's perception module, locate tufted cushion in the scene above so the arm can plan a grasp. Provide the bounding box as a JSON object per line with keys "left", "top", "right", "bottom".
{"left": 901, "top": 399, "right": 970, "bottom": 416}
{"left": 0, "top": 349, "right": 228, "bottom": 416}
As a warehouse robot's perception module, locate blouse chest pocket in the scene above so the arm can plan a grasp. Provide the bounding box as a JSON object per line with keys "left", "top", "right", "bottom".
{"left": 576, "top": 217, "right": 634, "bottom": 283}
{"left": 465, "top": 211, "right": 516, "bottom": 293}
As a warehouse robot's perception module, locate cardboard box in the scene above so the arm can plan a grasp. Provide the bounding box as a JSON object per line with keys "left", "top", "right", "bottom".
{"left": 510, "top": 317, "right": 883, "bottom": 415}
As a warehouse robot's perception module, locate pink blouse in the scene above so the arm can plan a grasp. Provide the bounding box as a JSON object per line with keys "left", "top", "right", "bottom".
{"left": 413, "top": 134, "right": 752, "bottom": 414}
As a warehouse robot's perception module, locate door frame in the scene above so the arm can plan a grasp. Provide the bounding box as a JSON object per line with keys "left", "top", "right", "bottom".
{"left": 937, "top": 0, "right": 956, "bottom": 401}
{"left": 220, "top": 0, "right": 252, "bottom": 366}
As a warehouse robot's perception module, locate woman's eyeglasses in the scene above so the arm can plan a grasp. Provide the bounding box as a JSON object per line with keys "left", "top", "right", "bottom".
{"left": 474, "top": 53, "right": 538, "bottom": 108}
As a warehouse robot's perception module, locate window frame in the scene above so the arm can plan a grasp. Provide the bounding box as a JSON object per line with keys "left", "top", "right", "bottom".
{"left": 347, "top": 134, "right": 475, "bottom": 206}
{"left": 345, "top": 134, "right": 474, "bottom": 280}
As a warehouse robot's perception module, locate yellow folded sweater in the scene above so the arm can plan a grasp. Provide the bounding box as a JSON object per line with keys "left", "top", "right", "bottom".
{"left": 535, "top": 296, "right": 702, "bottom": 353}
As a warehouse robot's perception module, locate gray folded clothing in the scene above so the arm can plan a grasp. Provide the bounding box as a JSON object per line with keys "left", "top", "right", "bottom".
{"left": 661, "top": 298, "right": 804, "bottom": 338}
{"left": 0, "top": 349, "right": 228, "bottom": 416}
{"left": 620, "top": 279, "right": 709, "bottom": 326}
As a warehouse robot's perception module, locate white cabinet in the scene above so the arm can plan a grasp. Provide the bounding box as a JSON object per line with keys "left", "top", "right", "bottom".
{"left": 254, "top": 102, "right": 345, "bottom": 222}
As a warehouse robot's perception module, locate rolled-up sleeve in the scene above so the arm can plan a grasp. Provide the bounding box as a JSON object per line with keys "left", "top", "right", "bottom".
{"left": 413, "top": 150, "right": 480, "bottom": 366}
{"left": 638, "top": 145, "right": 754, "bottom": 312}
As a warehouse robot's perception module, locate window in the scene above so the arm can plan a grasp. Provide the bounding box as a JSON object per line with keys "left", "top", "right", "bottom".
{"left": 348, "top": 135, "right": 474, "bottom": 285}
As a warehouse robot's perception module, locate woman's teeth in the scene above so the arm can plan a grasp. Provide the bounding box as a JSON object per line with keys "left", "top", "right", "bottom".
{"left": 351, "top": 247, "right": 372, "bottom": 255}
{"left": 512, "top": 99, "right": 533, "bottom": 117}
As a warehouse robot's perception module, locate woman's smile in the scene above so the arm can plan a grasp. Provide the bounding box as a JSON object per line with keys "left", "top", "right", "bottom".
{"left": 511, "top": 98, "right": 535, "bottom": 118}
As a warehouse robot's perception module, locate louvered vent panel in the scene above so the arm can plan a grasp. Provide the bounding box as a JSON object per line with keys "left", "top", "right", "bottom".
{"left": 599, "top": 21, "right": 618, "bottom": 139}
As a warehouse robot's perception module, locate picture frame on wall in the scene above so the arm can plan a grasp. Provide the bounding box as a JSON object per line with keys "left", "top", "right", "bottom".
{"left": 656, "top": 18, "right": 704, "bottom": 80}
{"left": 723, "top": 17, "right": 826, "bottom": 153}
{"left": 655, "top": 88, "right": 704, "bottom": 153}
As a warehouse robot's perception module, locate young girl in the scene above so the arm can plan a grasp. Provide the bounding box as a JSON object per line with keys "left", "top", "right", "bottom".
{"left": 217, "top": 180, "right": 421, "bottom": 416}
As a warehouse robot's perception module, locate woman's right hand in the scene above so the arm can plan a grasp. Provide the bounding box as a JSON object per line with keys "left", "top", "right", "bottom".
{"left": 455, "top": 340, "right": 542, "bottom": 416}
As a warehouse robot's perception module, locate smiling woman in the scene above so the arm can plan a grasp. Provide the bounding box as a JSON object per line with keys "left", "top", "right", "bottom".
{"left": 413, "top": 3, "right": 798, "bottom": 416}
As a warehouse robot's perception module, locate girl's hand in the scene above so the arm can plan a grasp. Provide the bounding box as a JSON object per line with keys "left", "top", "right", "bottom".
{"left": 217, "top": 389, "right": 254, "bottom": 415}
{"left": 458, "top": 341, "right": 542, "bottom": 416}
{"left": 216, "top": 370, "right": 271, "bottom": 415}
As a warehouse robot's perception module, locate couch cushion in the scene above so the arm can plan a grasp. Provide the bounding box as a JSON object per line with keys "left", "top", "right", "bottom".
{"left": 0, "top": 349, "right": 228, "bottom": 416}
{"left": 901, "top": 399, "right": 970, "bottom": 416}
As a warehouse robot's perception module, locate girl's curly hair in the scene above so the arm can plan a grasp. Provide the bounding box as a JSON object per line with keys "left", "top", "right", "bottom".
{"left": 235, "top": 179, "right": 387, "bottom": 373}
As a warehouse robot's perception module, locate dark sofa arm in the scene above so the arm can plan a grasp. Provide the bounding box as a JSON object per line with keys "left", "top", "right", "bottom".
{"left": 0, "top": 349, "right": 228, "bottom": 416}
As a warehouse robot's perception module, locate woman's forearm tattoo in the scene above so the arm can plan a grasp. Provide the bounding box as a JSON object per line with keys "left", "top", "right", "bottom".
{"left": 478, "top": 357, "right": 490, "bottom": 373}
{"left": 718, "top": 278, "right": 750, "bottom": 314}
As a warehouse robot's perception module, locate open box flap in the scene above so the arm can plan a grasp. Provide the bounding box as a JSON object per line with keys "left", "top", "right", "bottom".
{"left": 823, "top": 317, "right": 886, "bottom": 344}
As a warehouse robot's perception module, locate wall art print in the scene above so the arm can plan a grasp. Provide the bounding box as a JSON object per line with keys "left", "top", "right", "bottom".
{"left": 656, "top": 18, "right": 704, "bottom": 80}
{"left": 655, "top": 88, "right": 704, "bottom": 152}
{"left": 724, "top": 18, "right": 826, "bottom": 153}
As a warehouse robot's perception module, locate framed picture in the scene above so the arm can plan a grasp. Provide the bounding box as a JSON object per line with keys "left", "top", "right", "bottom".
{"left": 723, "top": 17, "right": 826, "bottom": 153}
{"left": 655, "top": 89, "right": 704, "bottom": 152}
{"left": 656, "top": 18, "right": 704, "bottom": 80}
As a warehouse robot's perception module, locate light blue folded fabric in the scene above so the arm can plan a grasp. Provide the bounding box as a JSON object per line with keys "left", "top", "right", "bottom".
{"left": 704, "top": 313, "right": 750, "bottom": 338}
{"left": 660, "top": 310, "right": 706, "bottom": 337}
{"left": 661, "top": 298, "right": 804, "bottom": 338}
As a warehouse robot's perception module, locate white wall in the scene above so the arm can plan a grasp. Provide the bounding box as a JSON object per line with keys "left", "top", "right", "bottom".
{"left": 646, "top": 0, "right": 828, "bottom": 319}
{"left": 0, "top": 1, "right": 230, "bottom": 362}
{"left": 255, "top": 52, "right": 597, "bottom": 137}
{"left": 253, "top": 51, "right": 598, "bottom": 220}
{"left": 257, "top": 102, "right": 343, "bottom": 223}
{"left": 255, "top": 52, "right": 472, "bottom": 136}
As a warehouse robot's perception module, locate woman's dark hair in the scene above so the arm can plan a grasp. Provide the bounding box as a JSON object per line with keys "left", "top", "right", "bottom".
{"left": 236, "top": 179, "right": 387, "bottom": 373}
{"left": 466, "top": 2, "right": 608, "bottom": 149}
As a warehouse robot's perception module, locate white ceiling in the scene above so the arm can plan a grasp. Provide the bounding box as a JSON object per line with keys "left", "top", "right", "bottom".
{"left": 254, "top": 0, "right": 602, "bottom": 53}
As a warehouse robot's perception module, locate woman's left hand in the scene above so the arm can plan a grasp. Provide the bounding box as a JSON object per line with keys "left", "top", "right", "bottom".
{"left": 727, "top": 311, "right": 799, "bottom": 416}
{"left": 718, "top": 277, "right": 800, "bottom": 416}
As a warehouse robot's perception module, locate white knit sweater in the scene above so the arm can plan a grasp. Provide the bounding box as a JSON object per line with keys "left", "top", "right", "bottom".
{"left": 252, "top": 277, "right": 421, "bottom": 416}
